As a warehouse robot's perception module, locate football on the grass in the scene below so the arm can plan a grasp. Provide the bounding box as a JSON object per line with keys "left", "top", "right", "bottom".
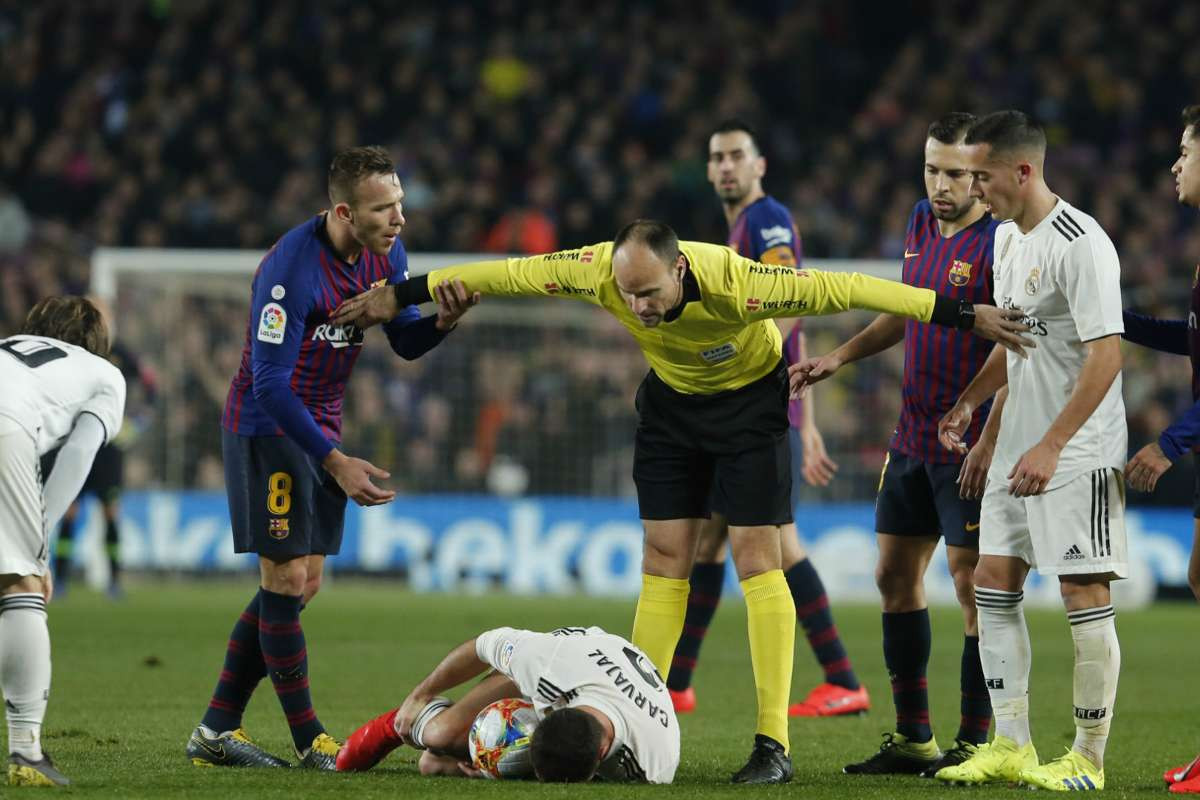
{"left": 467, "top": 697, "right": 539, "bottom": 779}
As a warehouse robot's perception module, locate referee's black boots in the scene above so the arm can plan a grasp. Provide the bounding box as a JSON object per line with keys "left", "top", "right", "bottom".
{"left": 730, "top": 734, "right": 793, "bottom": 784}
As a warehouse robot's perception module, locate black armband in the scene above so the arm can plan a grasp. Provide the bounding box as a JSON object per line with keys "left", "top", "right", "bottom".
{"left": 393, "top": 277, "right": 433, "bottom": 307}
{"left": 930, "top": 294, "right": 975, "bottom": 330}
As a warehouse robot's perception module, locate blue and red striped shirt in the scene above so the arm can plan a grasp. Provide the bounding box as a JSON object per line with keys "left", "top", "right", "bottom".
{"left": 892, "top": 200, "right": 998, "bottom": 463}
{"left": 223, "top": 214, "right": 442, "bottom": 459}
{"left": 727, "top": 195, "right": 806, "bottom": 427}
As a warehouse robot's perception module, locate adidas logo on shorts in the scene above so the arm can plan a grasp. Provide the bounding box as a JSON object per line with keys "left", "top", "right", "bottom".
{"left": 1063, "top": 544, "right": 1086, "bottom": 560}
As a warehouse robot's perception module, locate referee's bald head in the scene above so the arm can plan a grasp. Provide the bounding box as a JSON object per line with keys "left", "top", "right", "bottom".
{"left": 612, "top": 220, "right": 685, "bottom": 328}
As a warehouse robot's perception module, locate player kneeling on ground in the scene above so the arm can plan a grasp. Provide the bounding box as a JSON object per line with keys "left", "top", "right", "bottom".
{"left": 337, "top": 626, "right": 679, "bottom": 783}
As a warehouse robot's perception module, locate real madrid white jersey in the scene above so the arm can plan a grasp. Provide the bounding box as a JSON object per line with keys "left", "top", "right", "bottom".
{"left": 988, "top": 198, "right": 1126, "bottom": 490}
{"left": 0, "top": 335, "right": 126, "bottom": 455}
{"left": 476, "top": 625, "right": 680, "bottom": 784}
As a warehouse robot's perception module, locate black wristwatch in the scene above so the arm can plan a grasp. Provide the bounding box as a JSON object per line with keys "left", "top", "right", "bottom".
{"left": 956, "top": 298, "right": 976, "bottom": 330}
{"left": 930, "top": 294, "right": 976, "bottom": 330}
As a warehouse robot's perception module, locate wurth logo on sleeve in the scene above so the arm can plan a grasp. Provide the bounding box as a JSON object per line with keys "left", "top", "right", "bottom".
{"left": 745, "top": 297, "right": 761, "bottom": 312}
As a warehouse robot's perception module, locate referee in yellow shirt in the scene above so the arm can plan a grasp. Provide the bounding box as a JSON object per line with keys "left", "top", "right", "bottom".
{"left": 332, "top": 219, "right": 1032, "bottom": 784}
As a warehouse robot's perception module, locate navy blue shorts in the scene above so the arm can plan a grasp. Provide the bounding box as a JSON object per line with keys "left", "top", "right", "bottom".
{"left": 222, "top": 429, "right": 347, "bottom": 559}
{"left": 874, "top": 449, "right": 980, "bottom": 548}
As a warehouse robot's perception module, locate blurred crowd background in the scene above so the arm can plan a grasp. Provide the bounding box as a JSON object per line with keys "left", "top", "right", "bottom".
{"left": 1, "top": 0, "right": 1197, "bottom": 503}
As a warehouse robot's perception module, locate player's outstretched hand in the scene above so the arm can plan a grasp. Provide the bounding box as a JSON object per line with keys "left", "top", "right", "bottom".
{"left": 788, "top": 354, "right": 842, "bottom": 399}
{"left": 957, "top": 439, "right": 993, "bottom": 499}
{"left": 972, "top": 304, "right": 1035, "bottom": 358}
{"left": 800, "top": 425, "right": 838, "bottom": 487}
{"left": 1007, "top": 439, "right": 1060, "bottom": 496}
{"left": 330, "top": 285, "right": 399, "bottom": 329}
{"left": 433, "top": 279, "right": 481, "bottom": 331}
{"left": 937, "top": 401, "right": 974, "bottom": 455}
{"left": 1124, "top": 441, "right": 1171, "bottom": 493}
{"left": 323, "top": 449, "right": 395, "bottom": 506}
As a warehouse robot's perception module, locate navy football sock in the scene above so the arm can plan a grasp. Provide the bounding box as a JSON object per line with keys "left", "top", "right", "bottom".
{"left": 883, "top": 609, "right": 932, "bottom": 742}
{"left": 957, "top": 634, "right": 992, "bottom": 744}
{"left": 788, "top": 559, "right": 859, "bottom": 690}
{"left": 666, "top": 561, "right": 725, "bottom": 691}
{"left": 201, "top": 590, "right": 267, "bottom": 732}
{"left": 259, "top": 588, "right": 324, "bottom": 751}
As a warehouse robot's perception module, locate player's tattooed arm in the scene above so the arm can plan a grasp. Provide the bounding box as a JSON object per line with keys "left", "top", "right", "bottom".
{"left": 789, "top": 313, "right": 906, "bottom": 399}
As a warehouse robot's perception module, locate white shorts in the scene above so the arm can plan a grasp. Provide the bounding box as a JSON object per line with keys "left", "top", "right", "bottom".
{"left": 979, "top": 467, "right": 1127, "bottom": 578}
{"left": 0, "top": 417, "right": 47, "bottom": 577}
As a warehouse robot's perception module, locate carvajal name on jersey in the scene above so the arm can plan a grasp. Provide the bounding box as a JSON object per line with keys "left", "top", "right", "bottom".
{"left": 585, "top": 648, "right": 671, "bottom": 728}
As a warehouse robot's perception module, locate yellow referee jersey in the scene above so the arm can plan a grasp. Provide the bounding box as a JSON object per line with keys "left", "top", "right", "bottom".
{"left": 423, "top": 241, "right": 937, "bottom": 395}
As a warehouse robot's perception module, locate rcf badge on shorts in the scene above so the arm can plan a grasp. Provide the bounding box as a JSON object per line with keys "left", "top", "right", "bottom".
{"left": 269, "top": 518, "right": 290, "bottom": 540}
{"left": 948, "top": 259, "right": 973, "bottom": 286}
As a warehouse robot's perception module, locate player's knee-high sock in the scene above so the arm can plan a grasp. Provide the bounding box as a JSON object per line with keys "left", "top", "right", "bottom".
{"left": 258, "top": 589, "right": 324, "bottom": 751}
{"left": 788, "top": 559, "right": 859, "bottom": 690}
{"left": 0, "top": 594, "right": 51, "bottom": 760}
{"left": 1068, "top": 605, "right": 1119, "bottom": 768}
{"left": 742, "top": 569, "right": 795, "bottom": 752}
{"left": 201, "top": 589, "right": 267, "bottom": 733}
{"left": 957, "top": 634, "right": 992, "bottom": 744}
{"left": 632, "top": 574, "right": 690, "bottom": 679}
{"left": 975, "top": 587, "right": 1031, "bottom": 745}
{"left": 666, "top": 562, "right": 724, "bottom": 692}
{"left": 882, "top": 609, "right": 932, "bottom": 741}
{"left": 104, "top": 516, "right": 120, "bottom": 585}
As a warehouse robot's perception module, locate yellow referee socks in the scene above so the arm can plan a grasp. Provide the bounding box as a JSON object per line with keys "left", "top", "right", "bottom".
{"left": 742, "top": 569, "right": 795, "bottom": 752}
{"left": 632, "top": 573, "right": 691, "bottom": 678}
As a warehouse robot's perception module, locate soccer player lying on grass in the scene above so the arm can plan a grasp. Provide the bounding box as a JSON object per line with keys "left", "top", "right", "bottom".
{"left": 336, "top": 626, "right": 680, "bottom": 783}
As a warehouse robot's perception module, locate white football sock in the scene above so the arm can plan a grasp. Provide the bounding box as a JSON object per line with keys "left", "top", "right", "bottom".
{"left": 1068, "top": 605, "right": 1119, "bottom": 769}
{"left": 975, "top": 586, "right": 1032, "bottom": 746}
{"left": 0, "top": 593, "right": 51, "bottom": 761}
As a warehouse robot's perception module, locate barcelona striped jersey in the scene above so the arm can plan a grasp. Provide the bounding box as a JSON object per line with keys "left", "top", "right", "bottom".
{"left": 222, "top": 214, "right": 421, "bottom": 443}
{"left": 892, "top": 199, "right": 999, "bottom": 463}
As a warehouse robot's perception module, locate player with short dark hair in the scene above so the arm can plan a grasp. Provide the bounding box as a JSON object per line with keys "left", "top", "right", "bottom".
{"left": 331, "top": 219, "right": 1033, "bottom": 784}
{"left": 665, "top": 118, "right": 867, "bottom": 721}
{"left": 935, "top": 110, "right": 1127, "bottom": 791}
{"left": 185, "top": 145, "right": 478, "bottom": 770}
{"left": 2, "top": 296, "right": 126, "bottom": 787}
{"left": 794, "top": 112, "right": 998, "bottom": 776}
{"left": 530, "top": 708, "right": 605, "bottom": 782}
{"left": 1120, "top": 103, "right": 1200, "bottom": 794}
{"left": 335, "top": 626, "right": 680, "bottom": 784}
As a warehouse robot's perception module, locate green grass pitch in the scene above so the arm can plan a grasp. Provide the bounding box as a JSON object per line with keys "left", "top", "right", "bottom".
{"left": 30, "top": 580, "right": 1199, "bottom": 797}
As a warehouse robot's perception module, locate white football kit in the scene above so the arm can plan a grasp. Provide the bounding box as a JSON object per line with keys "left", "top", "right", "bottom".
{"left": 982, "top": 199, "right": 1128, "bottom": 576}
{"left": 0, "top": 335, "right": 125, "bottom": 576}
{"left": 476, "top": 626, "right": 680, "bottom": 784}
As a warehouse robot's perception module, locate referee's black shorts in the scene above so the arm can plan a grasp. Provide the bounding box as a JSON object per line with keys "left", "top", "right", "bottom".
{"left": 633, "top": 360, "right": 792, "bottom": 527}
